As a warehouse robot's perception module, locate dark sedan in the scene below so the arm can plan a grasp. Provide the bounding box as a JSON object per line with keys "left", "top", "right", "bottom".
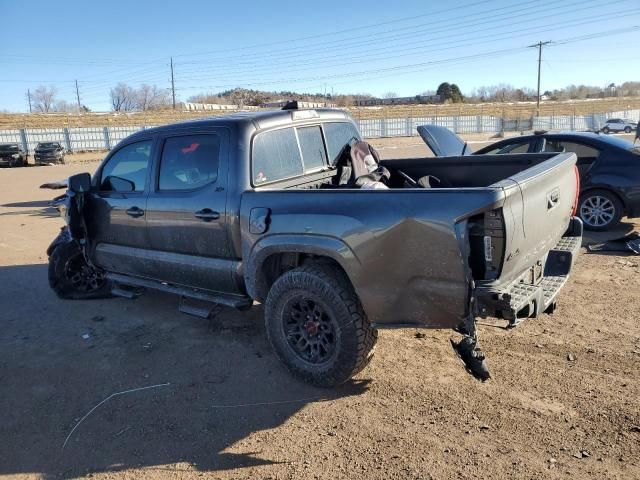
{"left": 34, "top": 142, "right": 65, "bottom": 165}
{"left": 418, "top": 125, "right": 640, "bottom": 231}
{"left": 0, "top": 143, "right": 28, "bottom": 167}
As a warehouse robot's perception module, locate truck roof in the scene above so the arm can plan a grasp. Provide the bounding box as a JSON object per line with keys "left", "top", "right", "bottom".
{"left": 128, "top": 108, "right": 352, "bottom": 140}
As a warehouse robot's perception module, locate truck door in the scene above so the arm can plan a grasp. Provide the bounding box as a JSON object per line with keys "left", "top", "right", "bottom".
{"left": 144, "top": 129, "right": 238, "bottom": 294}
{"left": 89, "top": 139, "right": 153, "bottom": 277}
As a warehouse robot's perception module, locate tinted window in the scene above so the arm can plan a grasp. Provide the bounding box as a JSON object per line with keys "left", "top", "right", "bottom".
{"left": 297, "top": 126, "right": 327, "bottom": 170}
{"left": 252, "top": 127, "right": 303, "bottom": 184}
{"left": 100, "top": 140, "right": 151, "bottom": 192}
{"left": 323, "top": 122, "right": 360, "bottom": 165}
{"left": 159, "top": 134, "right": 220, "bottom": 190}
{"left": 554, "top": 141, "right": 599, "bottom": 159}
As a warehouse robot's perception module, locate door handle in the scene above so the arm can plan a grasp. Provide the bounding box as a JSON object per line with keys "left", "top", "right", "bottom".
{"left": 125, "top": 207, "right": 144, "bottom": 218}
{"left": 194, "top": 208, "right": 220, "bottom": 221}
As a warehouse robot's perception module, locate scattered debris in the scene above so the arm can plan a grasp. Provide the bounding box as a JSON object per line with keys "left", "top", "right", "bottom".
{"left": 588, "top": 232, "right": 640, "bottom": 255}
{"left": 567, "top": 353, "right": 576, "bottom": 362}
{"left": 630, "top": 425, "right": 640, "bottom": 433}
{"left": 91, "top": 315, "right": 105, "bottom": 322}
{"left": 415, "top": 332, "right": 427, "bottom": 339}
{"left": 81, "top": 333, "right": 90, "bottom": 340}
{"left": 479, "top": 424, "right": 490, "bottom": 431}
{"left": 573, "top": 450, "right": 590, "bottom": 459}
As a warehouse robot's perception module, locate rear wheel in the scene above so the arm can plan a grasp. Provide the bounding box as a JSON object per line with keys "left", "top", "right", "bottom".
{"left": 578, "top": 189, "right": 623, "bottom": 231}
{"left": 48, "top": 242, "right": 112, "bottom": 299}
{"left": 264, "top": 262, "right": 377, "bottom": 387}
{"left": 624, "top": 126, "right": 632, "bottom": 133}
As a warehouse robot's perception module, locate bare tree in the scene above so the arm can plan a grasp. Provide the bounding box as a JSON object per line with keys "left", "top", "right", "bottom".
{"left": 52, "top": 99, "right": 77, "bottom": 113}
{"left": 32, "top": 86, "right": 57, "bottom": 113}
{"left": 110, "top": 83, "right": 136, "bottom": 111}
{"left": 382, "top": 91, "right": 399, "bottom": 99}
{"left": 136, "top": 84, "right": 170, "bottom": 111}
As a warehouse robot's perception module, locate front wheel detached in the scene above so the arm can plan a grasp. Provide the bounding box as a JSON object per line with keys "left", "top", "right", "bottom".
{"left": 264, "top": 262, "right": 377, "bottom": 387}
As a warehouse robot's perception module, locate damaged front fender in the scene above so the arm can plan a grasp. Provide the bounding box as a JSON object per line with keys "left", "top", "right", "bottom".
{"left": 46, "top": 227, "right": 72, "bottom": 257}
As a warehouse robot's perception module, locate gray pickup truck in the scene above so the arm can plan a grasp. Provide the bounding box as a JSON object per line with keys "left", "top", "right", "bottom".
{"left": 47, "top": 106, "right": 582, "bottom": 386}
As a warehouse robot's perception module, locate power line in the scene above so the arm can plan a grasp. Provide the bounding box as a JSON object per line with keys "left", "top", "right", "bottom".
{"left": 172, "top": 8, "right": 632, "bottom": 83}
{"left": 170, "top": 0, "right": 492, "bottom": 59}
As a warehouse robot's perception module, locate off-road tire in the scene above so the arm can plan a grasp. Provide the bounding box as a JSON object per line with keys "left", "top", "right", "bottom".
{"left": 578, "top": 189, "right": 623, "bottom": 231}
{"left": 265, "top": 262, "right": 377, "bottom": 387}
{"left": 48, "top": 242, "right": 112, "bottom": 299}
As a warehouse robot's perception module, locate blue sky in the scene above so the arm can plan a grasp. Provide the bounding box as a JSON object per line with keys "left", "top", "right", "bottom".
{"left": 1, "top": 0, "right": 638, "bottom": 112}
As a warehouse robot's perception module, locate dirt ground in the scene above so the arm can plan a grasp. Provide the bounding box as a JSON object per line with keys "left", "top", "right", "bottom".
{"left": 1, "top": 139, "right": 639, "bottom": 480}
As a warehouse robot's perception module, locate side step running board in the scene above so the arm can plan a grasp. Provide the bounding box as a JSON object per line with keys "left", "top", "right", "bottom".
{"left": 106, "top": 273, "right": 252, "bottom": 309}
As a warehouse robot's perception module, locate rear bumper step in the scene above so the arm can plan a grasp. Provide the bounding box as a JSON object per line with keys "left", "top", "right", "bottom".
{"left": 476, "top": 217, "right": 582, "bottom": 324}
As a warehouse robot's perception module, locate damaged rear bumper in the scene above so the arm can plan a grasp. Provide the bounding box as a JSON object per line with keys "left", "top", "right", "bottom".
{"left": 475, "top": 217, "right": 583, "bottom": 324}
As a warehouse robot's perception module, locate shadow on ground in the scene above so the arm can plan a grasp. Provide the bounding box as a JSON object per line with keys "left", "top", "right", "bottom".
{"left": 0, "top": 200, "right": 60, "bottom": 218}
{"left": 0, "top": 264, "right": 370, "bottom": 479}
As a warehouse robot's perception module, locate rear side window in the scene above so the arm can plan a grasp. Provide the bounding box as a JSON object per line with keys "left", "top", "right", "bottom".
{"left": 297, "top": 126, "right": 327, "bottom": 170}
{"left": 555, "top": 141, "right": 599, "bottom": 159}
{"left": 253, "top": 128, "right": 303, "bottom": 184}
{"left": 323, "top": 122, "right": 360, "bottom": 165}
{"left": 100, "top": 140, "right": 151, "bottom": 192}
{"left": 159, "top": 134, "right": 220, "bottom": 190}
{"left": 543, "top": 140, "right": 600, "bottom": 159}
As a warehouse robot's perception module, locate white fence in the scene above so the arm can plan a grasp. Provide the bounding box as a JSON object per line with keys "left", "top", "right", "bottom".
{"left": 1, "top": 110, "right": 638, "bottom": 153}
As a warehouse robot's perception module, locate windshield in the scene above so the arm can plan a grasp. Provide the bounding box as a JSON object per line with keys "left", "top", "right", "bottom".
{"left": 37, "top": 142, "right": 59, "bottom": 149}
{"left": 0, "top": 144, "right": 19, "bottom": 152}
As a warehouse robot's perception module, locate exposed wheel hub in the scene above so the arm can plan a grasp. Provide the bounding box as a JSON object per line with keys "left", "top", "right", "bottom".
{"left": 65, "top": 253, "right": 105, "bottom": 292}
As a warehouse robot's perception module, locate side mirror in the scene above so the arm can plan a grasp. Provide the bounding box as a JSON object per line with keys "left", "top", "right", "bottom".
{"left": 68, "top": 173, "right": 91, "bottom": 193}
{"left": 104, "top": 175, "right": 135, "bottom": 192}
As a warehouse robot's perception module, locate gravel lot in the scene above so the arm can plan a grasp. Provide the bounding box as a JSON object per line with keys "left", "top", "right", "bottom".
{"left": 1, "top": 138, "right": 638, "bottom": 479}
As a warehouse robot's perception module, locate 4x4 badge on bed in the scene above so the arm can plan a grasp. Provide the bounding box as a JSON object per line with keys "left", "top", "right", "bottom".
{"left": 547, "top": 188, "right": 560, "bottom": 210}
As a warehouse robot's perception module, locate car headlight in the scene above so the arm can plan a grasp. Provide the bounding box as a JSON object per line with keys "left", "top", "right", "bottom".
{"left": 11, "top": 153, "right": 19, "bottom": 158}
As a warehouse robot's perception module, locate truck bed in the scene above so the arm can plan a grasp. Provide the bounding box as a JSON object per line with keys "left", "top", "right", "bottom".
{"left": 241, "top": 152, "right": 581, "bottom": 328}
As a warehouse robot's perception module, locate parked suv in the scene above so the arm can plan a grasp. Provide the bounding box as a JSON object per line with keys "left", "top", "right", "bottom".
{"left": 34, "top": 142, "right": 65, "bottom": 164}
{"left": 0, "top": 143, "right": 28, "bottom": 167}
{"left": 46, "top": 109, "right": 582, "bottom": 386}
{"left": 601, "top": 118, "right": 636, "bottom": 134}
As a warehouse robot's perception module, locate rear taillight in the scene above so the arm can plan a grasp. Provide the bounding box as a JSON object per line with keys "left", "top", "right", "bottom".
{"left": 468, "top": 209, "right": 505, "bottom": 281}
{"left": 572, "top": 165, "right": 580, "bottom": 216}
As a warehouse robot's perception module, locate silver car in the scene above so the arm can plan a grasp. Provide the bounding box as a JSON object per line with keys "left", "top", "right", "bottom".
{"left": 601, "top": 118, "right": 637, "bottom": 134}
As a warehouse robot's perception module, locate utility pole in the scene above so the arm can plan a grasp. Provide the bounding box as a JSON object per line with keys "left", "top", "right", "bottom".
{"left": 529, "top": 41, "right": 551, "bottom": 117}
{"left": 27, "top": 89, "right": 32, "bottom": 113}
{"left": 75, "top": 80, "right": 82, "bottom": 112}
{"left": 170, "top": 57, "right": 176, "bottom": 110}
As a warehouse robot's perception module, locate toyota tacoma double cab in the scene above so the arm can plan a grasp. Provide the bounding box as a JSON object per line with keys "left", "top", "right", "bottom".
{"left": 47, "top": 106, "right": 582, "bottom": 386}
